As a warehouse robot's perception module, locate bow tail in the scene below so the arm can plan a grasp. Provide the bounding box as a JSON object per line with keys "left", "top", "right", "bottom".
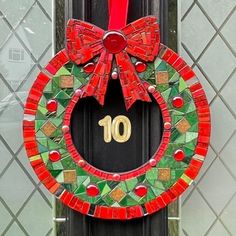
{"left": 82, "top": 51, "right": 113, "bottom": 106}
{"left": 116, "top": 52, "right": 151, "bottom": 110}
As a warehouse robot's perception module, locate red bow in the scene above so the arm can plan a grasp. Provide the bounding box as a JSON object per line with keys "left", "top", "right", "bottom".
{"left": 66, "top": 16, "right": 160, "bottom": 109}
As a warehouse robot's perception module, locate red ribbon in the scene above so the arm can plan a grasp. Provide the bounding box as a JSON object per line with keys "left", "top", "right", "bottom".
{"left": 66, "top": 0, "right": 160, "bottom": 109}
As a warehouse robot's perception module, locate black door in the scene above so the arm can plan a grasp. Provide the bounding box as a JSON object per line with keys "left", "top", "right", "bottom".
{"left": 55, "top": 0, "right": 171, "bottom": 235}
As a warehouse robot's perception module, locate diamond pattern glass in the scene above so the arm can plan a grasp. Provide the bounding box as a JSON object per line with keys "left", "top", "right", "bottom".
{"left": 0, "top": 0, "right": 53, "bottom": 235}
{"left": 181, "top": 0, "right": 236, "bottom": 235}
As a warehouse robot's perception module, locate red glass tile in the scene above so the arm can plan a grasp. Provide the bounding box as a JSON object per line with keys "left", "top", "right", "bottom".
{"left": 83, "top": 62, "right": 95, "bottom": 74}
{"left": 103, "top": 31, "right": 127, "bottom": 53}
{"left": 174, "top": 149, "right": 185, "bottom": 162}
{"left": 134, "top": 185, "right": 148, "bottom": 197}
{"left": 46, "top": 99, "right": 58, "bottom": 113}
{"left": 86, "top": 184, "right": 99, "bottom": 197}
{"left": 172, "top": 96, "right": 184, "bottom": 108}
{"left": 135, "top": 61, "right": 147, "bottom": 73}
{"left": 49, "top": 150, "right": 61, "bottom": 162}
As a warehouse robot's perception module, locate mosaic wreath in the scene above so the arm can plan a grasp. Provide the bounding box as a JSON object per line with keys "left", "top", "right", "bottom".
{"left": 23, "top": 16, "right": 211, "bottom": 220}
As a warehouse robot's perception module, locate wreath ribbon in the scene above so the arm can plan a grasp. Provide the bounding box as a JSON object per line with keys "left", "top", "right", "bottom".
{"left": 66, "top": 0, "right": 160, "bottom": 109}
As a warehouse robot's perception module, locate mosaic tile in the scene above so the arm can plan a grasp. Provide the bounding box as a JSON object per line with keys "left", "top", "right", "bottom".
{"left": 158, "top": 168, "right": 171, "bottom": 182}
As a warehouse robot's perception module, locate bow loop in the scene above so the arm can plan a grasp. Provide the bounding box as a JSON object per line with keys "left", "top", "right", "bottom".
{"left": 122, "top": 16, "right": 160, "bottom": 61}
{"left": 66, "top": 19, "right": 105, "bottom": 64}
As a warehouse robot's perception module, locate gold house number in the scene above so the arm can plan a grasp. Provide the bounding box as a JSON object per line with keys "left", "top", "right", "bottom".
{"left": 98, "top": 115, "right": 132, "bottom": 143}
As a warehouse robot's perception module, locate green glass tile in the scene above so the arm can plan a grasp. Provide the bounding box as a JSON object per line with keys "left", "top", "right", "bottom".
{"left": 125, "top": 178, "right": 138, "bottom": 191}
{"left": 55, "top": 171, "right": 64, "bottom": 182}
{"left": 170, "top": 129, "right": 181, "bottom": 142}
{"left": 74, "top": 185, "right": 86, "bottom": 195}
{"left": 178, "top": 78, "right": 187, "bottom": 92}
{"left": 154, "top": 57, "right": 162, "bottom": 69}
{"left": 65, "top": 62, "right": 74, "bottom": 72}
{"left": 186, "top": 101, "right": 196, "bottom": 113}
{"left": 38, "top": 95, "right": 47, "bottom": 107}
{"left": 46, "top": 161, "right": 53, "bottom": 170}
{"left": 175, "top": 134, "right": 186, "bottom": 144}
{"left": 137, "top": 175, "right": 146, "bottom": 183}
{"left": 118, "top": 181, "right": 128, "bottom": 192}
{"left": 112, "top": 202, "right": 120, "bottom": 207}
{"left": 76, "top": 167, "right": 88, "bottom": 176}
{"left": 41, "top": 152, "right": 49, "bottom": 164}
{"left": 169, "top": 72, "right": 180, "bottom": 83}
{"left": 55, "top": 90, "right": 71, "bottom": 100}
{"left": 37, "top": 138, "right": 48, "bottom": 147}
{"left": 47, "top": 139, "right": 60, "bottom": 149}
{"left": 186, "top": 132, "right": 198, "bottom": 142}
{"left": 95, "top": 198, "right": 107, "bottom": 206}
{"left": 97, "top": 180, "right": 106, "bottom": 190}
{"left": 154, "top": 181, "right": 165, "bottom": 190}
{"left": 50, "top": 170, "right": 62, "bottom": 178}
{"left": 146, "top": 188, "right": 156, "bottom": 201}
{"left": 52, "top": 161, "right": 64, "bottom": 170}
{"left": 101, "top": 184, "right": 111, "bottom": 196}
{"left": 172, "top": 115, "right": 184, "bottom": 125}
{"left": 44, "top": 81, "right": 53, "bottom": 92}
{"left": 183, "top": 147, "right": 195, "bottom": 157}
{"left": 73, "top": 78, "right": 82, "bottom": 90}
{"left": 156, "top": 84, "right": 170, "bottom": 92}
{"left": 188, "top": 123, "right": 198, "bottom": 132}
{"left": 156, "top": 61, "right": 167, "bottom": 71}
{"left": 72, "top": 64, "right": 82, "bottom": 77}
{"left": 57, "top": 98, "right": 71, "bottom": 108}
{"left": 38, "top": 143, "right": 48, "bottom": 153}
{"left": 146, "top": 169, "right": 158, "bottom": 185}
{"left": 36, "top": 130, "right": 47, "bottom": 138}
{"left": 151, "top": 186, "right": 164, "bottom": 197}
{"left": 161, "top": 88, "right": 172, "bottom": 101}
{"left": 61, "top": 156, "right": 76, "bottom": 169}
{"left": 120, "top": 195, "right": 138, "bottom": 206}
{"left": 56, "top": 66, "right": 71, "bottom": 76}
{"left": 82, "top": 177, "right": 90, "bottom": 186}
{"left": 35, "top": 120, "right": 46, "bottom": 131}
{"left": 128, "top": 191, "right": 140, "bottom": 202}
{"left": 184, "top": 141, "right": 196, "bottom": 151}
{"left": 76, "top": 176, "right": 88, "bottom": 186}
{"left": 103, "top": 195, "right": 115, "bottom": 205}
{"left": 37, "top": 105, "right": 48, "bottom": 115}
{"left": 185, "top": 111, "right": 198, "bottom": 125}
{"left": 167, "top": 65, "right": 176, "bottom": 78}
{"left": 43, "top": 92, "right": 54, "bottom": 100}
{"left": 169, "top": 86, "right": 179, "bottom": 99}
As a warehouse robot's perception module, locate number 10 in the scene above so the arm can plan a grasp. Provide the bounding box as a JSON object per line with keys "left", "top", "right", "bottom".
{"left": 98, "top": 115, "right": 132, "bottom": 143}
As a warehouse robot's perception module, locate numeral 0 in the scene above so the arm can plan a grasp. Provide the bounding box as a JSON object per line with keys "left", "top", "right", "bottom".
{"left": 98, "top": 115, "right": 132, "bottom": 143}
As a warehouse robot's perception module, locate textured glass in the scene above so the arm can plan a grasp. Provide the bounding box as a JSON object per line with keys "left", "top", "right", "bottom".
{"left": 0, "top": 0, "right": 53, "bottom": 235}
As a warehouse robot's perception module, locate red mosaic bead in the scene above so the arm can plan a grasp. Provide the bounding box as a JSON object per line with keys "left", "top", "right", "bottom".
{"left": 103, "top": 31, "right": 127, "bottom": 53}
{"left": 78, "top": 160, "right": 86, "bottom": 168}
{"left": 135, "top": 61, "right": 147, "bottom": 73}
{"left": 172, "top": 96, "right": 184, "bottom": 108}
{"left": 174, "top": 149, "right": 185, "bottom": 162}
{"left": 149, "top": 159, "right": 157, "bottom": 167}
{"left": 83, "top": 62, "right": 95, "bottom": 74}
{"left": 46, "top": 99, "right": 58, "bottom": 113}
{"left": 134, "top": 185, "right": 148, "bottom": 197}
{"left": 62, "top": 125, "right": 70, "bottom": 134}
{"left": 86, "top": 184, "right": 99, "bottom": 197}
{"left": 164, "top": 122, "right": 171, "bottom": 130}
{"left": 113, "top": 173, "right": 121, "bottom": 181}
{"left": 49, "top": 150, "right": 61, "bottom": 162}
{"left": 148, "top": 85, "right": 156, "bottom": 93}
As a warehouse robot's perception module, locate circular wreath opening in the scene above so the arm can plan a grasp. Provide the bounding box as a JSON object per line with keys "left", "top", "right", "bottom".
{"left": 70, "top": 79, "right": 163, "bottom": 173}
